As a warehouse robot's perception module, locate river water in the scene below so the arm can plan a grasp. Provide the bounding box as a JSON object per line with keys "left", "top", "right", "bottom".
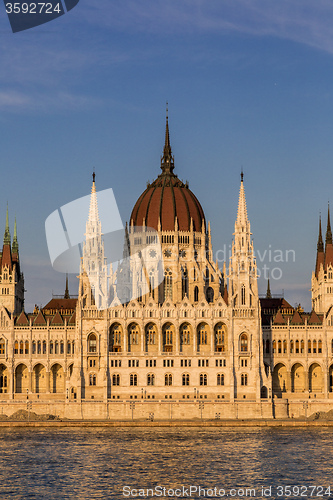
{"left": 0, "top": 427, "right": 332, "bottom": 499}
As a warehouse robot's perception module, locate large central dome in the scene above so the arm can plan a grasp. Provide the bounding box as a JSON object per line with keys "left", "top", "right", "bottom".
{"left": 130, "top": 117, "right": 206, "bottom": 232}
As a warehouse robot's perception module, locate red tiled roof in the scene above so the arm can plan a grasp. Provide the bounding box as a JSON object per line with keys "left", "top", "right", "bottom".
{"left": 273, "top": 310, "right": 287, "bottom": 325}
{"left": 307, "top": 310, "right": 322, "bottom": 325}
{"left": 260, "top": 298, "right": 293, "bottom": 311}
{"left": 1, "top": 244, "right": 12, "bottom": 271}
{"left": 50, "top": 311, "right": 64, "bottom": 326}
{"left": 68, "top": 311, "right": 76, "bottom": 325}
{"left": 43, "top": 298, "right": 77, "bottom": 311}
{"left": 15, "top": 311, "right": 29, "bottom": 326}
{"left": 33, "top": 310, "right": 47, "bottom": 326}
{"left": 290, "top": 310, "right": 304, "bottom": 325}
{"left": 130, "top": 174, "right": 205, "bottom": 232}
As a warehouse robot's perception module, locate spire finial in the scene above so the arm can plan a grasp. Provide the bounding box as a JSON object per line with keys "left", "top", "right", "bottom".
{"left": 318, "top": 213, "right": 324, "bottom": 252}
{"left": 326, "top": 202, "right": 332, "bottom": 245}
{"left": 3, "top": 203, "right": 11, "bottom": 245}
{"left": 266, "top": 276, "right": 272, "bottom": 299}
{"left": 92, "top": 169, "right": 95, "bottom": 183}
{"left": 64, "top": 273, "right": 70, "bottom": 299}
{"left": 161, "top": 104, "right": 174, "bottom": 174}
{"left": 241, "top": 169, "right": 244, "bottom": 182}
{"left": 236, "top": 174, "right": 248, "bottom": 225}
{"left": 12, "top": 216, "right": 18, "bottom": 254}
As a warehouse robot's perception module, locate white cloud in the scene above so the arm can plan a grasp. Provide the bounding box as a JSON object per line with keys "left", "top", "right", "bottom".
{"left": 81, "top": 0, "right": 333, "bottom": 55}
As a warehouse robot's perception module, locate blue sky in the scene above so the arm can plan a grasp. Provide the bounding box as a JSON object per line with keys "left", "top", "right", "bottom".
{"left": 1, "top": 0, "right": 333, "bottom": 310}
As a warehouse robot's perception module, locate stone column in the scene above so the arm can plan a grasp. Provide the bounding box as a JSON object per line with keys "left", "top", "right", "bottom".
{"left": 9, "top": 364, "right": 14, "bottom": 400}
{"left": 46, "top": 370, "right": 50, "bottom": 394}
{"left": 29, "top": 370, "right": 33, "bottom": 393}
{"left": 193, "top": 323, "right": 197, "bottom": 354}
{"left": 175, "top": 321, "right": 179, "bottom": 354}
{"left": 286, "top": 370, "right": 292, "bottom": 393}
{"left": 123, "top": 323, "right": 127, "bottom": 353}
{"left": 324, "top": 365, "right": 329, "bottom": 396}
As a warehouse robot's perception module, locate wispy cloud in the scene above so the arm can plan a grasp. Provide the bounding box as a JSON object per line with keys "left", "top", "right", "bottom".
{"left": 0, "top": 88, "right": 102, "bottom": 111}
{"left": 80, "top": 0, "right": 333, "bottom": 55}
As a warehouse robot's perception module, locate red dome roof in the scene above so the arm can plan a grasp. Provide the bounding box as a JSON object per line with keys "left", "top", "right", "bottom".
{"left": 130, "top": 118, "right": 206, "bottom": 232}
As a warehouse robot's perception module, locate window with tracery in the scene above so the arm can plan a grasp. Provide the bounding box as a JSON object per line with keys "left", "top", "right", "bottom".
{"left": 240, "top": 334, "right": 248, "bottom": 352}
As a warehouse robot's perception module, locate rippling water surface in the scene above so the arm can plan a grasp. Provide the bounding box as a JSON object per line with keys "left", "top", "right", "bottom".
{"left": 0, "top": 427, "right": 333, "bottom": 499}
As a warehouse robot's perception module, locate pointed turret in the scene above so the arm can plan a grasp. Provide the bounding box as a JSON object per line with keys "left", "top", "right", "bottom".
{"left": 88, "top": 172, "right": 100, "bottom": 224}
{"left": 229, "top": 172, "right": 257, "bottom": 308}
{"left": 325, "top": 203, "right": 333, "bottom": 269}
{"left": 64, "top": 274, "right": 70, "bottom": 299}
{"left": 161, "top": 104, "right": 175, "bottom": 175}
{"left": 236, "top": 172, "right": 249, "bottom": 226}
{"left": 326, "top": 203, "right": 332, "bottom": 244}
{"left": 12, "top": 216, "right": 18, "bottom": 255}
{"left": 315, "top": 214, "right": 325, "bottom": 277}
{"left": 2, "top": 205, "right": 12, "bottom": 270}
{"left": 3, "top": 204, "right": 10, "bottom": 245}
{"left": 266, "top": 278, "right": 272, "bottom": 299}
{"left": 81, "top": 172, "right": 108, "bottom": 310}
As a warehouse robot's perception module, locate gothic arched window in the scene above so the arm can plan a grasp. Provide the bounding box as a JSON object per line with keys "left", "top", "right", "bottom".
{"left": 164, "top": 269, "right": 173, "bottom": 301}
{"left": 240, "top": 334, "right": 248, "bottom": 352}
{"left": 241, "top": 285, "right": 246, "bottom": 305}
{"left": 88, "top": 333, "right": 97, "bottom": 353}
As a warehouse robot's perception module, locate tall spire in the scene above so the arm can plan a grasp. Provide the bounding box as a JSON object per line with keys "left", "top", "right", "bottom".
{"left": 12, "top": 216, "right": 18, "bottom": 254}
{"left": 318, "top": 214, "right": 324, "bottom": 252}
{"left": 88, "top": 171, "right": 100, "bottom": 223}
{"left": 3, "top": 204, "right": 11, "bottom": 245}
{"left": 326, "top": 203, "right": 332, "bottom": 245}
{"left": 64, "top": 273, "right": 70, "bottom": 299}
{"left": 161, "top": 103, "right": 174, "bottom": 174}
{"left": 236, "top": 172, "right": 249, "bottom": 225}
{"left": 266, "top": 277, "right": 272, "bottom": 299}
{"left": 315, "top": 213, "right": 325, "bottom": 277}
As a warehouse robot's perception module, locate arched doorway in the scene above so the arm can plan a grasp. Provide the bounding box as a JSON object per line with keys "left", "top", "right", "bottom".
{"left": 309, "top": 363, "right": 323, "bottom": 393}
{"left": 33, "top": 364, "right": 46, "bottom": 393}
{"left": 291, "top": 363, "right": 305, "bottom": 393}
{"left": 50, "top": 363, "right": 64, "bottom": 394}
{"left": 0, "top": 364, "right": 8, "bottom": 394}
{"left": 272, "top": 363, "right": 287, "bottom": 396}
{"left": 261, "top": 386, "right": 268, "bottom": 398}
{"left": 180, "top": 323, "right": 192, "bottom": 353}
{"left": 15, "top": 363, "right": 28, "bottom": 393}
{"left": 162, "top": 322, "right": 175, "bottom": 353}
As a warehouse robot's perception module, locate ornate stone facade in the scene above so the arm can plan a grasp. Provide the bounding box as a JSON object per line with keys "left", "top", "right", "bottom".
{"left": 0, "top": 117, "right": 332, "bottom": 419}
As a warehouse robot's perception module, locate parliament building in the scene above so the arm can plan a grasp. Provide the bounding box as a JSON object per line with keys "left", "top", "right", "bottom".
{"left": 0, "top": 116, "right": 332, "bottom": 420}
